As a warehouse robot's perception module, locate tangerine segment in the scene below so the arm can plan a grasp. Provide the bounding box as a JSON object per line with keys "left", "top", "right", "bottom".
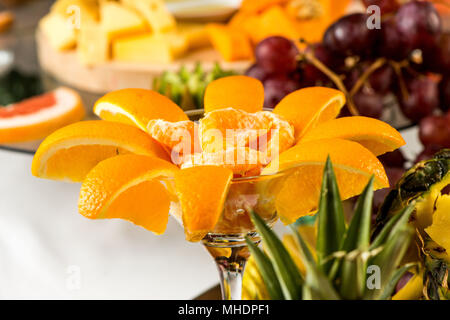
{"left": 204, "top": 75, "right": 264, "bottom": 113}
{"left": 263, "top": 138, "right": 388, "bottom": 224}
{"left": 181, "top": 147, "right": 268, "bottom": 176}
{"left": 273, "top": 87, "right": 346, "bottom": 141}
{"left": 32, "top": 120, "right": 169, "bottom": 182}
{"left": 175, "top": 166, "right": 233, "bottom": 242}
{"left": 299, "top": 116, "right": 406, "bottom": 156}
{"left": 94, "top": 88, "right": 188, "bottom": 130}
{"left": 79, "top": 155, "right": 178, "bottom": 234}
{"left": 147, "top": 119, "right": 201, "bottom": 165}
{"left": 199, "top": 108, "right": 294, "bottom": 158}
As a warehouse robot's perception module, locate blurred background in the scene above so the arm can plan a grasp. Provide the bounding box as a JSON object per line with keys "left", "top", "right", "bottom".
{"left": 0, "top": 0, "right": 449, "bottom": 299}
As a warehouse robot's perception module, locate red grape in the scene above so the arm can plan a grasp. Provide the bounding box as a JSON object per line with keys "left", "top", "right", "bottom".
{"left": 440, "top": 76, "right": 450, "bottom": 112}
{"left": 378, "top": 149, "right": 406, "bottom": 168}
{"left": 353, "top": 87, "right": 384, "bottom": 119}
{"left": 368, "top": 64, "right": 394, "bottom": 94}
{"left": 263, "top": 74, "right": 300, "bottom": 108}
{"left": 255, "top": 36, "right": 299, "bottom": 75}
{"left": 373, "top": 166, "right": 404, "bottom": 213}
{"left": 378, "top": 17, "right": 410, "bottom": 61}
{"left": 323, "top": 13, "right": 378, "bottom": 57}
{"left": 398, "top": 76, "right": 439, "bottom": 122}
{"left": 362, "top": 0, "right": 400, "bottom": 15}
{"left": 245, "top": 64, "right": 270, "bottom": 82}
{"left": 395, "top": 272, "right": 414, "bottom": 293}
{"left": 395, "top": 1, "right": 441, "bottom": 52}
{"left": 302, "top": 43, "right": 344, "bottom": 83}
{"left": 415, "top": 144, "right": 443, "bottom": 163}
{"left": 419, "top": 115, "right": 450, "bottom": 148}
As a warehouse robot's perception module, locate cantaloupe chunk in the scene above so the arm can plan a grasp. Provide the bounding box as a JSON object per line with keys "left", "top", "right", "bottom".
{"left": 121, "top": 0, "right": 175, "bottom": 32}
{"left": 112, "top": 32, "right": 187, "bottom": 63}
{"left": 39, "top": 13, "right": 77, "bottom": 51}
{"left": 100, "top": 1, "right": 147, "bottom": 40}
{"left": 77, "top": 21, "right": 109, "bottom": 66}
{"left": 178, "top": 23, "right": 210, "bottom": 50}
{"left": 206, "top": 24, "right": 253, "bottom": 62}
{"left": 257, "top": 5, "right": 300, "bottom": 40}
{"left": 240, "top": 0, "right": 288, "bottom": 14}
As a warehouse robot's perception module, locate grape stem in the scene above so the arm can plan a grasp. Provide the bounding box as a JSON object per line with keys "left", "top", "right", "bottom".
{"left": 303, "top": 51, "right": 360, "bottom": 116}
{"left": 390, "top": 60, "right": 410, "bottom": 101}
{"left": 349, "top": 58, "right": 387, "bottom": 97}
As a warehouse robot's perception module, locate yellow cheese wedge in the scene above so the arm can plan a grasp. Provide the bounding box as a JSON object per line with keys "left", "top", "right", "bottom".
{"left": 77, "top": 21, "right": 109, "bottom": 66}
{"left": 121, "top": 0, "right": 175, "bottom": 33}
{"left": 39, "top": 13, "right": 77, "bottom": 51}
{"left": 112, "top": 32, "right": 187, "bottom": 63}
{"left": 100, "top": 1, "right": 147, "bottom": 40}
{"left": 51, "top": 0, "right": 99, "bottom": 24}
{"left": 178, "top": 23, "right": 210, "bottom": 50}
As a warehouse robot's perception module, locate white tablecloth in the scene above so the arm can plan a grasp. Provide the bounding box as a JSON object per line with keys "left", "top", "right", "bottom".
{"left": 0, "top": 127, "right": 421, "bottom": 299}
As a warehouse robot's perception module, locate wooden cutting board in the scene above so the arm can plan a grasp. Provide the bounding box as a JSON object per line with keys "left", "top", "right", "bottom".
{"left": 36, "top": 29, "right": 252, "bottom": 94}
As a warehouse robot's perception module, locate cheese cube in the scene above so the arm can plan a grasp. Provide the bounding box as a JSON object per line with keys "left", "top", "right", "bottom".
{"left": 39, "top": 13, "right": 77, "bottom": 51}
{"left": 100, "top": 1, "right": 148, "bottom": 40}
{"left": 113, "top": 32, "right": 187, "bottom": 63}
{"left": 121, "top": 0, "right": 175, "bottom": 33}
{"left": 77, "top": 21, "right": 109, "bottom": 66}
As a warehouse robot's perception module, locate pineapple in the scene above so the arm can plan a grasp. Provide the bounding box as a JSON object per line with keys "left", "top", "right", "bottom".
{"left": 243, "top": 158, "right": 416, "bottom": 300}
{"left": 375, "top": 149, "right": 450, "bottom": 300}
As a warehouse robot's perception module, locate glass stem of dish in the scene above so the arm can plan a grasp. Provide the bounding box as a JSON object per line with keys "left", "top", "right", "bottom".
{"left": 203, "top": 233, "right": 260, "bottom": 300}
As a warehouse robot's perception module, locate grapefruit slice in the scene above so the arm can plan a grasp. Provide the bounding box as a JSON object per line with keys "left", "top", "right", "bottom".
{"left": 32, "top": 120, "right": 169, "bottom": 182}
{"left": 0, "top": 87, "right": 85, "bottom": 143}
{"left": 93, "top": 88, "right": 188, "bottom": 130}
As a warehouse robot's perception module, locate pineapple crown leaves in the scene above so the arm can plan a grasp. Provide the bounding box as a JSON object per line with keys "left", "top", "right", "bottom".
{"left": 247, "top": 157, "right": 416, "bottom": 300}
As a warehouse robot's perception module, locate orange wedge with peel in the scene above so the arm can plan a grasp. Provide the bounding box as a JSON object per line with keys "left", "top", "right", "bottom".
{"left": 78, "top": 154, "right": 178, "bottom": 234}
{"left": 175, "top": 166, "right": 233, "bottom": 241}
{"left": 0, "top": 87, "right": 85, "bottom": 143}
{"left": 32, "top": 120, "right": 169, "bottom": 182}
{"left": 204, "top": 75, "right": 264, "bottom": 113}
{"left": 94, "top": 88, "right": 188, "bottom": 130}
{"left": 273, "top": 87, "right": 346, "bottom": 141}
{"left": 262, "top": 138, "right": 389, "bottom": 224}
{"left": 299, "top": 116, "right": 406, "bottom": 156}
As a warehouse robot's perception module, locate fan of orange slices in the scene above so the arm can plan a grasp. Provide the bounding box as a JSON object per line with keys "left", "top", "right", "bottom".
{"left": 31, "top": 76, "right": 405, "bottom": 241}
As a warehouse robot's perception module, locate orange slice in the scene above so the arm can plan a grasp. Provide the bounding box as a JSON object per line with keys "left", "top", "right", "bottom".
{"left": 32, "top": 120, "right": 169, "bottom": 182}
{"left": 175, "top": 166, "right": 233, "bottom": 241}
{"left": 78, "top": 154, "right": 178, "bottom": 234}
{"left": 204, "top": 75, "right": 264, "bottom": 113}
{"left": 147, "top": 119, "right": 201, "bottom": 165}
{"left": 93, "top": 88, "right": 188, "bottom": 130}
{"left": 0, "top": 87, "right": 85, "bottom": 143}
{"left": 273, "top": 87, "right": 346, "bottom": 141}
{"left": 299, "top": 116, "right": 406, "bottom": 156}
{"left": 263, "top": 138, "right": 389, "bottom": 224}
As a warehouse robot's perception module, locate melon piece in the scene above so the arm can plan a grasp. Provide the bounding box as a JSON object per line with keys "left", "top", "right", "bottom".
{"left": 77, "top": 21, "right": 109, "bottom": 66}
{"left": 100, "top": 1, "right": 147, "bottom": 40}
{"left": 121, "top": 0, "right": 175, "bottom": 33}
{"left": 0, "top": 87, "right": 85, "bottom": 143}
{"left": 178, "top": 23, "right": 210, "bottom": 50}
{"left": 258, "top": 5, "right": 300, "bottom": 39}
{"left": 206, "top": 24, "right": 253, "bottom": 62}
{"left": 112, "top": 32, "right": 188, "bottom": 63}
{"left": 39, "top": 13, "right": 77, "bottom": 51}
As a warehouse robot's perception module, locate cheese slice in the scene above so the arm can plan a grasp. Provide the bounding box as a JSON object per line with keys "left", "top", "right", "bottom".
{"left": 121, "top": 0, "right": 176, "bottom": 33}
{"left": 113, "top": 32, "right": 187, "bottom": 63}
{"left": 100, "top": 1, "right": 147, "bottom": 40}
{"left": 77, "top": 21, "right": 109, "bottom": 66}
{"left": 40, "top": 13, "right": 77, "bottom": 51}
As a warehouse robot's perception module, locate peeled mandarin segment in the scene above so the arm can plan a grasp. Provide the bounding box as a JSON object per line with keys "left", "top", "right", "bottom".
{"left": 299, "top": 116, "right": 406, "bottom": 156}
{"left": 425, "top": 195, "right": 450, "bottom": 253}
{"left": 94, "top": 88, "right": 188, "bottom": 130}
{"left": 0, "top": 87, "right": 85, "bottom": 143}
{"left": 272, "top": 87, "right": 346, "bottom": 141}
{"left": 31, "top": 120, "right": 170, "bottom": 182}
{"left": 78, "top": 154, "right": 178, "bottom": 235}
{"left": 204, "top": 75, "right": 264, "bottom": 113}
{"left": 147, "top": 119, "right": 201, "bottom": 164}
{"left": 262, "top": 138, "right": 388, "bottom": 224}
{"left": 175, "top": 166, "right": 233, "bottom": 242}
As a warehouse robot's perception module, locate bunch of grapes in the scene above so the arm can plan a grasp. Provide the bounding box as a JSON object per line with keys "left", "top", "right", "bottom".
{"left": 246, "top": 0, "right": 450, "bottom": 122}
